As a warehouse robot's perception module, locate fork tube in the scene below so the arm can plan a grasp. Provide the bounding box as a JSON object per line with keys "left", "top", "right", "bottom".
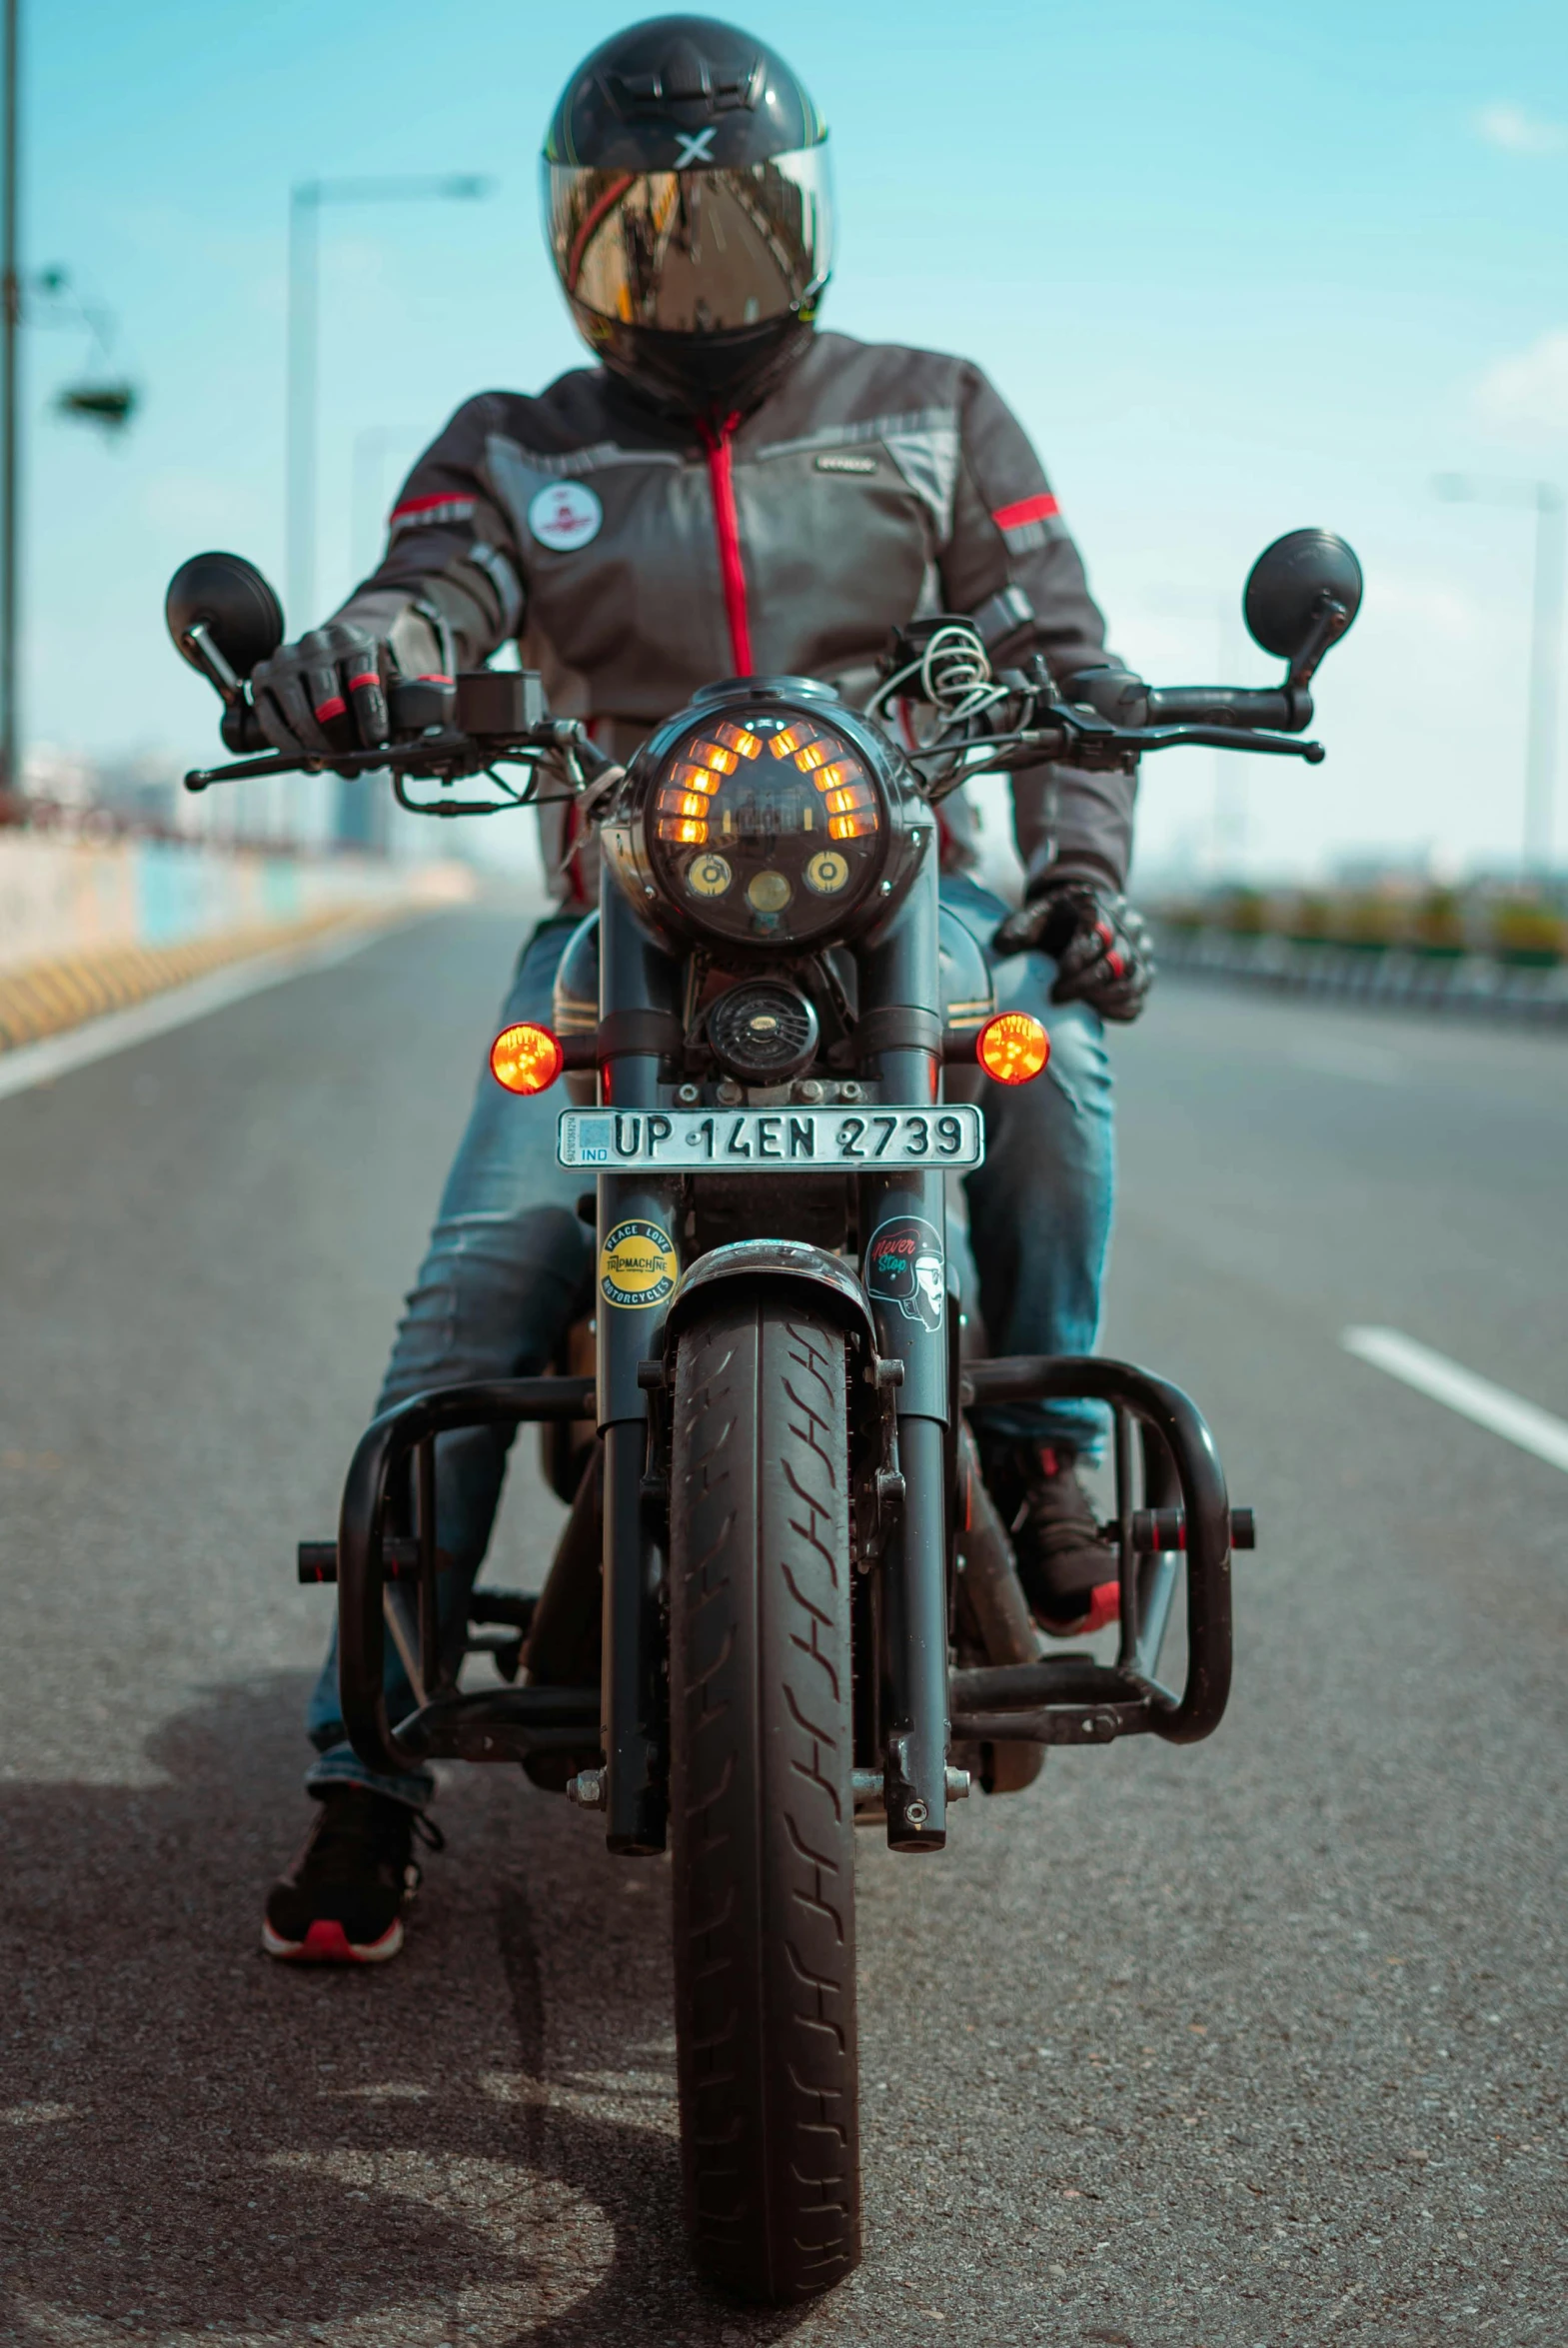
{"left": 857, "top": 848, "right": 949, "bottom": 1850}
{"left": 597, "top": 882, "right": 681, "bottom": 1855}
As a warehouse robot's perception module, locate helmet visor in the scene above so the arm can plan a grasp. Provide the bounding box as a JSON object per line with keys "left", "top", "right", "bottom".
{"left": 543, "top": 147, "right": 833, "bottom": 335}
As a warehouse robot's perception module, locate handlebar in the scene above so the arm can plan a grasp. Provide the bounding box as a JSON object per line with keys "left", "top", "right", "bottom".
{"left": 187, "top": 662, "right": 1328, "bottom": 814}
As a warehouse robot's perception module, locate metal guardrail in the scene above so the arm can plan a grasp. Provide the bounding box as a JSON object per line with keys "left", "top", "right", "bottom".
{"left": 1153, "top": 925, "right": 1568, "bottom": 1025}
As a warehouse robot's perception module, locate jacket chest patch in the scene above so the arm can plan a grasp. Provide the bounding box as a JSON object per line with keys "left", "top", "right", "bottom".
{"left": 529, "top": 481, "right": 603, "bottom": 551}
{"left": 814, "top": 452, "right": 879, "bottom": 476}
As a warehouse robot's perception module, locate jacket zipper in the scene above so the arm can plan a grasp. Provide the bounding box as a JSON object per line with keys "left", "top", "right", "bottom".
{"left": 700, "top": 414, "right": 754, "bottom": 676}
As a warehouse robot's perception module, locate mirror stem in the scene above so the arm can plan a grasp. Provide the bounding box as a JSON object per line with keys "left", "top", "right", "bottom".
{"left": 1287, "top": 595, "right": 1351, "bottom": 690}
{"left": 181, "top": 620, "right": 243, "bottom": 708}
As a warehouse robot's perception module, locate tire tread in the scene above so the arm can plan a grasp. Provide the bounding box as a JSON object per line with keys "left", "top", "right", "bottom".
{"left": 670, "top": 1298, "right": 860, "bottom": 2302}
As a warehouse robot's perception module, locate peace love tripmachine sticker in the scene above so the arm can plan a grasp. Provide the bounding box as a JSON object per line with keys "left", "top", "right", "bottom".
{"left": 599, "top": 1219, "right": 679, "bottom": 1310}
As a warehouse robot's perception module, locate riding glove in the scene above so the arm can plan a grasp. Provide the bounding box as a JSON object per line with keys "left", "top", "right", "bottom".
{"left": 993, "top": 877, "right": 1155, "bottom": 1024}
{"left": 251, "top": 622, "right": 393, "bottom": 759}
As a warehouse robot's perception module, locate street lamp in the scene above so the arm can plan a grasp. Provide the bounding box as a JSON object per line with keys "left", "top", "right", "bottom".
{"left": 1433, "top": 472, "right": 1566, "bottom": 874}
{"left": 287, "top": 174, "right": 492, "bottom": 629}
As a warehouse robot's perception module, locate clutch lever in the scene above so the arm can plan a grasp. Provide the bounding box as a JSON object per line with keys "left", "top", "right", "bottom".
{"left": 182, "top": 712, "right": 615, "bottom": 799}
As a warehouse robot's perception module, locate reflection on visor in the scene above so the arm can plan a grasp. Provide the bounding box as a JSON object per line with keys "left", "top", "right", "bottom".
{"left": 544, "top": 148, "right": 833, "bottom": 334}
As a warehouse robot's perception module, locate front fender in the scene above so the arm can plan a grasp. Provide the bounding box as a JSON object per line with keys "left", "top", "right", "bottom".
{"left": 665, "top": 1238, "right": 878, "bottom": 1358}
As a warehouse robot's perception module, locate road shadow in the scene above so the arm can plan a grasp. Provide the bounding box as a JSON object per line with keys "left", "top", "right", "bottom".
{"left": 0, "top": 1675, "right": 809, "bottom": 2347}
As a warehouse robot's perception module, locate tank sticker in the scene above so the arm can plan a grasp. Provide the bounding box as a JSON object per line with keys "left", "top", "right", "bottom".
{"left": 599, "top": 1218, "right": 679, "bottom": 1310}
{"left": 528, "top": 480, "right": 603, "bottom": 552}
{"left": 865, "top": 1214, "right": 944, "bottom": 1332}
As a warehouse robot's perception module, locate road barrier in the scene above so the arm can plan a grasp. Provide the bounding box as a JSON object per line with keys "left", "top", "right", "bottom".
{"left": 0, "top": 833, "right": 471, "bottom": 1052}
{"left": 1154, "top": 924, "right": 1568, "bottom": 1025}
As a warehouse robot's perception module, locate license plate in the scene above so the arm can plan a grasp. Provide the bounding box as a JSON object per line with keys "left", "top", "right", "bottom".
{"left": 557, "top": 1103, "right": 984, "bottom": 1173}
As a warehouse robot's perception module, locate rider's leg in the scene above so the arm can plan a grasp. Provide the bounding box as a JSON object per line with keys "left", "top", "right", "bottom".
{"left": 302, "top": 913, "right": 593, "bottom": 1808}
{"left": 941, "top": 872, "right": 1114, "bottom": 1432}
{"left": 939, "top": 872, "right": 1117, "bottom": 1625}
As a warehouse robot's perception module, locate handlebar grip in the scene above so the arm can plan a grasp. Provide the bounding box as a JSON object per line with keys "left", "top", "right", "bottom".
{"left": 389, "top": 675, "right": 457, "bottom": 733}
{"left": 1143, "top": 686, "right": 1300, "bottom": 731}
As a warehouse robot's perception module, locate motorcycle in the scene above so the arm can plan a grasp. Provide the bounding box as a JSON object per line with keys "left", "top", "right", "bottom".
{"left": 165, "top": 524, "right": 1360, "bottom": 2304}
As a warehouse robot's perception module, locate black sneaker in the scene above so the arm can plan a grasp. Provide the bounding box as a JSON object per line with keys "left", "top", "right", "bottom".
{"left": 262, "top": 1786, "right": 443, "bottom": 1964}
{"left": 976, "top": 1438, "right": 1119, "bottom": 1636}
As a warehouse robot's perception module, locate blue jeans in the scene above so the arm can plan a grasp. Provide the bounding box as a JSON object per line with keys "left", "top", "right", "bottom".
{"left": 306, "top": 877, "right": 1113, "bottom": 1804}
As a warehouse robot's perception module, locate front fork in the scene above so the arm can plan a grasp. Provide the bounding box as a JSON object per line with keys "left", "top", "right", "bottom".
{"left": 594, "top": 848, "right": 956, "bottom": 1858}
{"left": 857, "top": 851, "right": 952, "bottom": 1851}
{"left": 596, "top": 881, "right": 682, "bottom": 1855}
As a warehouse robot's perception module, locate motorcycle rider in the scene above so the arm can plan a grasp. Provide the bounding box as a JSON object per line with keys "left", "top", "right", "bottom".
{"left": 260, "top": 14, "right": 1155, "bottom": 1963}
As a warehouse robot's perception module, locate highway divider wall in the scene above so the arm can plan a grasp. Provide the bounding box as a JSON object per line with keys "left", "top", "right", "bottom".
{"left": 0, "top": 833, "right": 474, "bottom": 1051}
{"left": 1154, "top": 923, "right": 1568, "bottom": 1024}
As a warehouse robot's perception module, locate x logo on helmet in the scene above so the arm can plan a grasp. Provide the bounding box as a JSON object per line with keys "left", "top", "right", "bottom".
{"left": 673, "top": 127, "right": 717, "bottom": 167}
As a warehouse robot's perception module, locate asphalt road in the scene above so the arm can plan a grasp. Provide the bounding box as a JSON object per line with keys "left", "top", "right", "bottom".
{"left": 2, "top": 908, "right": 1564, "bottom": 2348}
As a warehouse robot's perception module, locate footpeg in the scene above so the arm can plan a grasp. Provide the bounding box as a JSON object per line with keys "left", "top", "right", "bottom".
{"left": 1095, "top": 1506, "right": 1255, "bottom": 1554}
{"left": 297, "top": 1538, "right": 454, "bottom": 1583}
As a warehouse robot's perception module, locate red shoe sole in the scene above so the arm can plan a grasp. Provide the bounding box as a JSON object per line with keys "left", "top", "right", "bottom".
{"left": 261, "top": 1915, "right": 404, "bottom": 1964}
{"left": 1039, "top": 1578, "right": 1121, "bottom": 1639}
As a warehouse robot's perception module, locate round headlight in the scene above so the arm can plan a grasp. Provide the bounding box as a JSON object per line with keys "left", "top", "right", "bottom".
{"left": 642, "top": 702, "right": 888, "bottom": 949}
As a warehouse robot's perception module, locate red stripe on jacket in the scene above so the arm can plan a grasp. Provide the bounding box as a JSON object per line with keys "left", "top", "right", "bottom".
{"left": 991, "top": 491, "right": 1060, "bottom": 531}
{"left": 390, "top": 491, "right": 476, "bottom": 522}
{"left": 700, "top": 417, "right": 754, "bottom": 675}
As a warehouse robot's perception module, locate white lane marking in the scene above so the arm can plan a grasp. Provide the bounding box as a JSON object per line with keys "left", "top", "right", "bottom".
{"left": 1287, "top": 1038, "right": 1405, "bottom": 1085}
{"left": 0, "top": 913, "right": 422, "bottom": 1105}
{"left": 1342, "top": 1325, "right": 1568, "bottom": 1474}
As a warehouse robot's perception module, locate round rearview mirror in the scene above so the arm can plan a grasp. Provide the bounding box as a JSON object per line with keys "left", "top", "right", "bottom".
{"left": 1243, "top": 530, "right": 1363, "bottom": 663}
{"left": 165, "top": 552, "right": 285, "bottom": 681}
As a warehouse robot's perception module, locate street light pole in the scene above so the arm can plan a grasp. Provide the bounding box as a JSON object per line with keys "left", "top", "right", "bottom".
{"left": 1, "top": 0, "right": 20, "bottom": 804}
{"left": 285, "top": 173, "right": 491, "bottom": 634}
{"left": 285, "top": 183, "right": 320, "bottom": 631}
{"left": 1434, "top": 472, "right": 1566, "bottom": 874}
{"left": 1525, "top": 485, "right": 1565, "bottom": 871}
{"left": 1151, "top": 586, "right": 1239, "bottom": 874}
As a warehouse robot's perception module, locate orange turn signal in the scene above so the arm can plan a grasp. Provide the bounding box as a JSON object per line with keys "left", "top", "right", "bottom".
{"left": 976, "top": 1011, "right": 1050, "bottom": 1085}
{"left": 490, "top": 1023, "right": 564, "bottom": 1096}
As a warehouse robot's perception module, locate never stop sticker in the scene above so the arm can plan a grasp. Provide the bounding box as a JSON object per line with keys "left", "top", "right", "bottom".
{"left": 529, "top": 480, "right": 603, "bottom": 551}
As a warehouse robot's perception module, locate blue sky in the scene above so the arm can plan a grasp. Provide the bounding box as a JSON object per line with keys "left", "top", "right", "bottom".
{"left": 21, "top": 0, "right": 1568, "bottom": 877}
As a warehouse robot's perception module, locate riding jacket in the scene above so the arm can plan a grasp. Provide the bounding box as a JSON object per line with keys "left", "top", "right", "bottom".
{"left": 336, "top": 330, "right": 1135, "bottom": 906}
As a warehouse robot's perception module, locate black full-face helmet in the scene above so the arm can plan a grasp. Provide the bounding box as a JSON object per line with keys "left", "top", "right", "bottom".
{"left": 542, "top": 15, "right": 833, "bottom": 421}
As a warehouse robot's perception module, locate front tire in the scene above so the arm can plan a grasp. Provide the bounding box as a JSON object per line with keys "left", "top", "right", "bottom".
{"left": 669, "top": 1296, "right": 860, "bottom": 2302}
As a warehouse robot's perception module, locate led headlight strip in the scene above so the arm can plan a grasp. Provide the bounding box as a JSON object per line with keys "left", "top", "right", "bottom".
{"left": 654, "top": 716, "right": 880, "bottom": 848}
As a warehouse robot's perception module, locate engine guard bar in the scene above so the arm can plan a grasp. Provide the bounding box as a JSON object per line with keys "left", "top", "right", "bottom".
{"left": 333, "top": 1357, "right": 1234, "bottom": 1776}
{"left": 336, "top": 1374, "right": 599, "bottom": 1779}
{"left": 952, "top": 1354, "right": 1234, "bottom": 1748}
